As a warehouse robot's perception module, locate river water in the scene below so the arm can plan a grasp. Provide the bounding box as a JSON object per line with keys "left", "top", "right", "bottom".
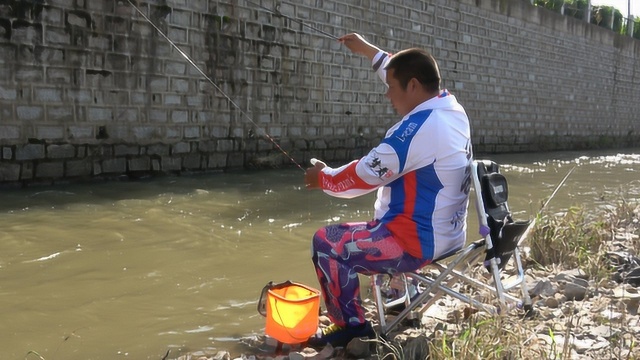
{"left": 2, "top": 148, "right": 640, "bottom": 359}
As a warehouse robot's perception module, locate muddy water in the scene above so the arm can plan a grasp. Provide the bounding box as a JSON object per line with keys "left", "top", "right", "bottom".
{"left": 1, "top": 149, "right": 640, "bottom": 359}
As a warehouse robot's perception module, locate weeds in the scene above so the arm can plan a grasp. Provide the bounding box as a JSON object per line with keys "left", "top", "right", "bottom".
{"left": 529, "top": 193, "right": 640, "bottom": 281}
{"left": 423, "top": 313, "right": 549, "bottom": 360}
{"left": 530, "top": 204, "right": 619, "bottom": 281}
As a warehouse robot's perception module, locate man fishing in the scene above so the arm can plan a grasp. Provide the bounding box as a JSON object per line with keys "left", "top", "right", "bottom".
{"left": 304, "top": 33, "right": 473, "bottom": 347}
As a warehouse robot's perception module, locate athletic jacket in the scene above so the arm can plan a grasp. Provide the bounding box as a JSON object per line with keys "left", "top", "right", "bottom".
{"left": 317, "top": 51, "right": 472, "bottom": 260}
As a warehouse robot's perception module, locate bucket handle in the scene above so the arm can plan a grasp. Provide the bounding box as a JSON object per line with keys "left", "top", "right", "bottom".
{"left": 257, "top": 280, "right": 294, "bottom": 317}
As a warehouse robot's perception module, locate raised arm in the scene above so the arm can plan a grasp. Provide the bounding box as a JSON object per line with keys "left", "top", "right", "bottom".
{"left": 339, "top": 33, "right": 390, "bottom": 84}
{"left": 338, "top": 33, "right": 382, "bottom": 60}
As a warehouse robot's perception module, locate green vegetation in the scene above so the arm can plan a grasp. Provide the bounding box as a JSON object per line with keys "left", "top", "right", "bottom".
{"left": 534, "top": 0, "right": 640, "bottom": 39}
{"left": 530, "top": 205, "right": 613, "bottom": 281}
{"left": 591, "top": 5, "right": 626, "bottom": 33}
{"left": 531, "top": 195, "right": 639, "bottom": 281}
{"left": 630, "top": 17, "right": 640, "bottom": 38}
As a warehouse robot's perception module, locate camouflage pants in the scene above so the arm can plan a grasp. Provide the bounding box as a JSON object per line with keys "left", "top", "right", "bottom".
{"left": 311, "top": 220, "right": 429, "bottom": 327}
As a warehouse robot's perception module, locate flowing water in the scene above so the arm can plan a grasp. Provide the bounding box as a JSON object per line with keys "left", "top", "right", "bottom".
{"left": 2, "top": 148, "right": 640, "bottom": 360}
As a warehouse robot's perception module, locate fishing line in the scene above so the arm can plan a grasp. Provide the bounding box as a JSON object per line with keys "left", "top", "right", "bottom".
{"left": 126, "top": 0, "right": 305, "bottom": 171}
{"left": 244, "top": 0, "right": 340, "bottom": 40}
{"left": 518, "top": 165, "right": 576, "bottom": 245}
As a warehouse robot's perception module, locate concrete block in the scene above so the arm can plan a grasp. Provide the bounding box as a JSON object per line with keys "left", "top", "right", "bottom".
{"left": 146, "top": 144, "right": 170, "bottom": 156}
{"left": 47, "top": 144, "right": 75, "bottom": 159}
{"left": 92, "top": 160, "right": 102, "bottom": 175}
{"left": 130, "top": 92, "right": 147, "bottom": 105}
{"left": 151, "top": 158, "right": 161, "bottom": 171}
{"left": 210, "top": 126, "right": 228, "bottom": 138}
{"left": 148, "top": 77, "right": 168, "bottom": 92}
{"left": 37, "top": 126, "right": 65, "bottom": 140}
{"left": 67, "top": 12, "right": 90, "bottom": 28}
{"left": 76, "top": 146, "right": 87, "bottom": 157}
{"left": 88, "top": 34, "right": 111, "bottom": 51}
{"left": 161, "top": 157, "right": 182, "bottom": 171}
{"left": 0, "top": 163, "right": 20, "bottom": 181}
{"left": 66, "top": 89, "right": 92, "bottom": 103}
{"left": 12, "top": 24, "right": 42, "bottom": 43}
{"left": 227, "top": 152, "right": 244, "bottom": 168}
{"left": 207, "top": 153, "right": 227, "bottom": 168}
{"left": 164, "top": 94, "right": 182, "bottom": 106}
{"left": 171, "top": 78, "right": 190, "bottom": 93}
{"left": 186, "top": 95, "right": 205, "bottom": 107}
{"left": 17, "top": 106, "right": 44, "bottom": 121}
{"left": 184, "top": 126, "right": 200, "bottom": 139}
{"left": 171, "top": 110, "right": 188, "bottom": 123}
{"left": 2, "top": 147, "right": 12, "bottom": 159}
{"left": 128, "top": 156, "right": 151, "bottom": 172}
{"left": 167, "top": 27, "right": 187, "bottom": 43}
{"left": 15, "top": 66, "right": 44, "bottom": 82}
{"left": 115, "top": 108, "right": 137, "bottom": 122}
{"left": 20, "top": 162, "right": 34, "bottom": 180}
{"left": 183, "top": 153, "right": 201, "bottom": 169}
{"left": 102, "top": 158, "right": 126, "bottom": 173}
{"left": 149, "top": 109, "right": 168, "bottom": 123}
{"left": 133, "top": 126, "right": 160, "bottom": 141}
{"left": 172, "top": 142, "right": 190, "bottom": 154}
{"left": 36, "top": 162, "right": 64, "bottom": 178}
{"left": 0, "top": 85, "right": 17, "bottom": 100}
{"left": 166, "top": 126, "right": 181, "bottom": 139}
{"left": 165, "top": 61, "right": 187, "bottom": 75}
{"left": 217, "top": 139, "right": 235, "bottom": 152}
{"left": 197, "top": 140, "right": 216, "bottom": 152}
{"left": 68, "top": 126, "right": 93, "bottom": 140}
{"left": 114, "top": 145, "right": 139, "bottom": 156}
{"left": 87, "top": 107, "right": 112, "bottom": 122}
{"left": 16, "top": 144, "right": 45, "bottom": 161}
{"left": 0, "top": 125, "right": 20, "bottom": 140}
{"left": 47, "top": 106, "right": 74, "bottom": 121}
{"left": 47, "top": 67, "right": 72, "bottom": 84}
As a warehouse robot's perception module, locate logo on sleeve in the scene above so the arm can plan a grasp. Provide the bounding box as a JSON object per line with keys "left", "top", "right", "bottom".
{"left": 322, "top": 176, "right": 356, "bottom": 192}
{"left": 367, "top": 151, "right": 394, "bottom": 179}
{"left": 395, "top": 122, "right": 417, "bottom": 142}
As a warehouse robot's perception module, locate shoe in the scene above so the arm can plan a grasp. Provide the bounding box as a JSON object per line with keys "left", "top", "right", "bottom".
{"left": 307, "top": 321, "right": 376, "bottom": 348}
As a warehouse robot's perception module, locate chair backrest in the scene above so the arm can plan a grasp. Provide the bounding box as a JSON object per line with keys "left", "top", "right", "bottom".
{"left": 473, "top": 160, "right": 530, "bottom": 270}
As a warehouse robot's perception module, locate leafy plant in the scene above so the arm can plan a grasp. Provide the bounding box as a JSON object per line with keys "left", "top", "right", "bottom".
{"left": 592, "top": 6, "right": 625, "bottom": 33}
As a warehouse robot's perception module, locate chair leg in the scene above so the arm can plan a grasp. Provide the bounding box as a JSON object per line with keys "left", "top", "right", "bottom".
{"left": 373, "top": 244, "right": 534, "bottom": 336}
{"left": 371, "top": 273, "right": 416, "bottom": 329}
{"left": 372, "top": 274, "right": 388, "bottom": 329}
{"left": 513, "top": 248, "right": 534, "bottom": 315}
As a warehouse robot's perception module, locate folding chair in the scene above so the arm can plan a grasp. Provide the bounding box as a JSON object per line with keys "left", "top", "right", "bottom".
{"left": 371, "top": 159, "right": 534, "bottom": 336}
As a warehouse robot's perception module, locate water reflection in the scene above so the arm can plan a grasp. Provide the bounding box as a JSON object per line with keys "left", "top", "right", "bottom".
{"left": 1, "top": 149, "right": 639, "bottom": 359}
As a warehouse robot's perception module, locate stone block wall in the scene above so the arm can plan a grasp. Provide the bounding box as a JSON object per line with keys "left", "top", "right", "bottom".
{"left": 0, "top": 0, "right": 638, "bottom": 185}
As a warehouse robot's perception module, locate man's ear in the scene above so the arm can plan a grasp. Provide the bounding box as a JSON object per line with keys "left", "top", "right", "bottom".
{"left": 408, "top": 77, "right": 421, "bottom": 92}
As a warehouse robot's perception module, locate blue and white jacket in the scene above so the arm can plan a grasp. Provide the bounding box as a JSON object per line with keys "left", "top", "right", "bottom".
{"left": 317, "top": 51, "right": 472, "bottom": 261}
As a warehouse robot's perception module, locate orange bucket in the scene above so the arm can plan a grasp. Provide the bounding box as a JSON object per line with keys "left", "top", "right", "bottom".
{"left": 258, "top": 281, "right": 320, "bottom": 344}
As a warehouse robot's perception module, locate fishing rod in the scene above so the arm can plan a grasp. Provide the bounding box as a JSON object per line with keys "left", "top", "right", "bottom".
{"left": 125, "top": 0, "right": 307, "bottom": 171}
{"left": 518, "top": 165, "right": 576, "bottom": 245}
{"left": 244, "top": 0, "right": 340, "bottom": 40}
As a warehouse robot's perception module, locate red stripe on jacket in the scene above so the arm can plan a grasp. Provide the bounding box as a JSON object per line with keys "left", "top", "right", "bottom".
{"left": 318, "top": 161, "right": 377, "bottom": 193}
{"left": 383, "top": 171, "right": 424, "bottom": 259}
